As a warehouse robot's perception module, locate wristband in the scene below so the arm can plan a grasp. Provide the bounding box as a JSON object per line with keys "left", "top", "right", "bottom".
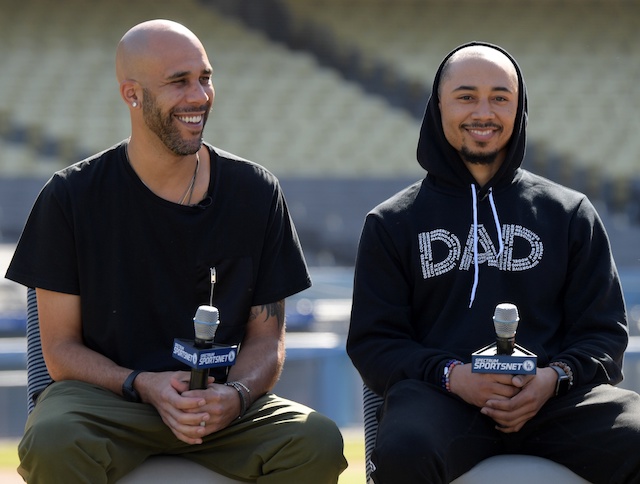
{"left": 442, "top": 359, "right": 463, "bottom": 393}
{"left": 225, "top": 381, "right": 250, "bottom": 419}
{"left": 122, "top": 370, "right": 143, "bottom": 403}
{"left": 549, "top": 361, "right": 574, "bottom": 396}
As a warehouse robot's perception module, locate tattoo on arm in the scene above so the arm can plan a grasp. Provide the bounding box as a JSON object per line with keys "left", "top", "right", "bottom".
{"left": 249, "top": 300, "right": 285, "bottom": 328}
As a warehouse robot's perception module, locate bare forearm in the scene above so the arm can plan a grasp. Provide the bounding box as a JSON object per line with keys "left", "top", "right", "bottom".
{"left": 44, "top": 341, "right": 131, "bottom": 396}
{"left": 226, "top": 300, "right": 286, "bottom": 402}
{"left": 226, "top": 335, "right": 284, "bottom": 401}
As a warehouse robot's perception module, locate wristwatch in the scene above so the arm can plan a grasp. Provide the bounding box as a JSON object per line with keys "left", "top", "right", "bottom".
{"left": 122, "top": 370, "right": 143, "bottom": 403}
{"left": 549, "top": 364, "right": 571, "bottom": 397}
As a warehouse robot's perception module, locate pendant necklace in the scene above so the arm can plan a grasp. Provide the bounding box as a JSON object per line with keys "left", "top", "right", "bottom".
{"left": 178, "top": 153, "right": 200, "bottom": 205}
{"left": 125, "top": 143, "right": 200, "bottom": 205}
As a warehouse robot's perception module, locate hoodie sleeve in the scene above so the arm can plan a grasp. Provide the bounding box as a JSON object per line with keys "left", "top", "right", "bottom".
{"left": 552, "top": 196, "right": 628, "bottom": 387}
{"left": 347, "top": 212, "right": 453, "bottom": 396}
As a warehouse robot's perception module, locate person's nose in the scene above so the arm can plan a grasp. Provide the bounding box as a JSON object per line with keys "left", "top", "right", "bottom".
{"left": 187, "top": 81, "right": 212, "bottom": 105}
{"left": 472, "top": 98, "right": 495, "bottom": 120}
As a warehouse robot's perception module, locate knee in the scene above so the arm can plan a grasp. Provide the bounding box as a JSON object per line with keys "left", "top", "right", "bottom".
{"left": 372, "top": 425, "right": 444, "bottom": 482}
{"left": 18, "top": 410, "right": 85, "bottom": 479}
{"left": 21, "top": 410, "right": 76, "bottom": 460}
{"left": 266, "top": 410, "right": 347, "bottom": 481}
{"left": 21, "top": 402, "right": 114, "bottom": 466}
{"left": 296, "top": 412, "right": 346, "bottom": 467}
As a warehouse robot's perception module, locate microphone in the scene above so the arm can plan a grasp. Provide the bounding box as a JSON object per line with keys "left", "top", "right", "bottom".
{"left": 493, "top": 303, "right": 519, "bottom": 356}
{"left": 172, "top": 268, "right": 238, "bottom": 381}
{"left": 189, "top": 305, "right": 219, "bottom": 390}
{"left": 471, "top": 302, "right": 537, "bottom": 375}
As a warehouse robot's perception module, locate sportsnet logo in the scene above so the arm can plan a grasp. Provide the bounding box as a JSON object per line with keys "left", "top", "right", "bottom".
{"left": 198, "top": 349, "right": 236, "bottom": 366}
{"left": 172, "top": 341, "right": 197, "bottom": 365}
{"left": 172, "top": 338, "right": 238, "bottom": 369}
{"left": 473, "top": 358, "right": 536, "bottom": 373}
{"left": 471, "top": 343, "right": 537, "bottom": 375}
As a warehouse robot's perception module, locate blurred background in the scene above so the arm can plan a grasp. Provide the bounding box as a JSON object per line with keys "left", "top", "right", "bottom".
{"left": 0, "top": 0, "right": 639, "bottom": 438}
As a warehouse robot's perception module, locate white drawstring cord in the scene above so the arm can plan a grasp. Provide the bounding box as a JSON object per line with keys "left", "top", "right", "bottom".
{"left": 488, "top": 188, "right": 504, "bottom": 258}
{"left": 469, "top": 186, "right": 503, "bottom": 308}
{"left": 469, "top": 185, "right": 479, "bottom": 308}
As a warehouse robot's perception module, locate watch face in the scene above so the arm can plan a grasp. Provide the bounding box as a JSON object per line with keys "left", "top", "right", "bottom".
{"left": 556, "top": 375, "right": 570, "bottom": 396}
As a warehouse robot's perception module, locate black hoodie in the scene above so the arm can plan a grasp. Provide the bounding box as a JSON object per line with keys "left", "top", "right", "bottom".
{"left": 347, "top": 42, "right": 627, "bottom": 398}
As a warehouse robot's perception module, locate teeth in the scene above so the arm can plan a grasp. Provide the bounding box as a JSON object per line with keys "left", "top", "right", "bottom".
{"left": 470, "top": 129, "right": 492, "bottom": 136}
{"left": 178, "top": 115, "right": 202, "bottom": 124}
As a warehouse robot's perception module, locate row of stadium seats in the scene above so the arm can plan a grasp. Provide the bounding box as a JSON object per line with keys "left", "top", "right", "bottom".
{"left": 0, "top": 0, "right": 638, "bottom": 205}
{"left": 0, "top": 0, "right": 423, "bottom": 178}
{"left": 282, "top": 0, "right": 640, "bottom": 182}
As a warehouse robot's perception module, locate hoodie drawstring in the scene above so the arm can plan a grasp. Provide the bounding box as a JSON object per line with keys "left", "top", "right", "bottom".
{"left": 488, "top": 188, "right": 504, "bottom": 257}
{"left": 469, "top": 185, "right": 503, "bottom": 308}
{"left": 470, "top": 186, "right": 479, "bottom": 308}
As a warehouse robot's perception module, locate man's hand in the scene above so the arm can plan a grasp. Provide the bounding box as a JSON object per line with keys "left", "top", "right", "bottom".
{"left": 136, "top": 371, "right": 246, "bottom": 444}
{"left": 135, "top": 371, "right": 212, "bottom": 445}
{"left": 181, "top": 382, "right": 244, "bottom": 433}
{"left": 449, "top": 364, "right": 558, "bottom": 433}
{"left": 480, "top": 367, "right": 557, "bottom": 432}
{"left": 449, "top": 363, "right": 522, "bottom": 407}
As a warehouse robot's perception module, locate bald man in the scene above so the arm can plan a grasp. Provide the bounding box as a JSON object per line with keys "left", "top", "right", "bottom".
{"left": 347, "top": 42, "right": 640, "bottom": 483}
{"left": 7, "top": 19, "right": 346, "bottom": 483}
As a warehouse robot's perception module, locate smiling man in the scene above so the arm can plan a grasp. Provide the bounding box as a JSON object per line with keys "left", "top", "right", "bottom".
{"left": 347, "top": 42, "right": 640, "bottom": 483}
{"left": 438, "top": 46, "right": 518, "bottom": 185}
{"left": 6, "top": 19, "right": 346, "bottom": 483}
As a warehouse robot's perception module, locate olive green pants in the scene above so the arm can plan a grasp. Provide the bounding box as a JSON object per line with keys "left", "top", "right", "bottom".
{"left": 18, "top": 381, "right": 347, "bottom": 484}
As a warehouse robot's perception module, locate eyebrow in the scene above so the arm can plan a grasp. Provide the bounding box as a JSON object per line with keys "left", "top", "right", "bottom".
{"left": 166, "top": 67, "right": 213, "bottom": 81}
{"left": 452, "top": 85, "right": 513, "bottom": 93}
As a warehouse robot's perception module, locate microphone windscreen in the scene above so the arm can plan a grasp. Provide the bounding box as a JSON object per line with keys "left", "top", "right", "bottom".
{"left": 193, "top": 305, "right": 219, "bottom": 341}
{"left": 493, "top": 303, "right": 519, "bottom": 338}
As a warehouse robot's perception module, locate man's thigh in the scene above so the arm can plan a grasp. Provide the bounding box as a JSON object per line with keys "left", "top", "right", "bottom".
{"left": 519, "top": 384, "right": 640, "bottom": 484}
{"left": 373, "top": 380, "right": 503, "bottom": 483}
{"left": 189, "top": 392, "right": 345, "bottom": 479}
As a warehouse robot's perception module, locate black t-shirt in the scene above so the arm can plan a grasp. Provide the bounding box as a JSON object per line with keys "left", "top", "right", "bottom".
{"left": 6, "top": 142, "right": 310, "bottom": 377}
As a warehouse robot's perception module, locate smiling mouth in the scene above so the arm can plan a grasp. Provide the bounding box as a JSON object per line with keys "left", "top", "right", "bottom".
{"left": 176, "top": 114, "right": 203, "bottom": 124}
{"left": 464, "top": 124, "right": 501, "bottom": 141}
{"left": 469, "top": 128, "right": 493, "bottom": 136}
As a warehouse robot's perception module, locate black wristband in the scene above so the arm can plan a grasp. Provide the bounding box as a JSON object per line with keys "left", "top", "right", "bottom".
{"left": 122, "top": 370, "right": 143, "bottom": 403}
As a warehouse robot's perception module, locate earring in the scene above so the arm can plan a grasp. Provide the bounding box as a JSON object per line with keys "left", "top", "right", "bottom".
{"left": 132, "top": 101, "right": 138, "bottom": 108}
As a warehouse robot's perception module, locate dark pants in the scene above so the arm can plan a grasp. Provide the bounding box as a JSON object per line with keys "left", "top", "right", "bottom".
{"left": 372, "top": 380, "right": 640, "bottom": 484}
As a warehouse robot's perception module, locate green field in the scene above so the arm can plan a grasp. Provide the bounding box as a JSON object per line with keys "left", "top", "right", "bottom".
{"left": 0, "top": 433, "right": 365, "bottom": 484}
{"left": 0, "top": 441, "right": 18, "bottom": 468}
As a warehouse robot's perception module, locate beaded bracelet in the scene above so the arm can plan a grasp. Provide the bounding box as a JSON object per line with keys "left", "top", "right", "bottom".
{"left": 225, "top": 381, "right": 251, "bottom": 419}
{"left": 442, "top": 359, "right": 463, "bottom": 392}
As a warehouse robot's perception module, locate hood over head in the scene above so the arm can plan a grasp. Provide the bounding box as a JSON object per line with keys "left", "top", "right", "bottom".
{"left": 416, "top": 41, "right": 528, "bottom": 195}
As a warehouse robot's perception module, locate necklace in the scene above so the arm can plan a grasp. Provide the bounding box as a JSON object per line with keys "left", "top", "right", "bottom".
{"left": 178, "top": 153, "right": 200, "bottom": 205}
{"left": 125, "top": 143, "right": 200, "bottom": 205}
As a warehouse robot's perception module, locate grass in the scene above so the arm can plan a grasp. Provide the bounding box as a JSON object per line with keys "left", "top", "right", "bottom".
{"left": 0, "top": 441, "right": 18, "bottom": 468}
{"left": 340, "top": 430, "right": 366, "bottom": 484}
{"left": 0, "top": 431, "right": 366, "bottom": 484}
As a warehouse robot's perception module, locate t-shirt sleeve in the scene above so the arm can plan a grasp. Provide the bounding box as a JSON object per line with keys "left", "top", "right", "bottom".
{"left": 5, "top": 174, "right": 80, "bottom": 294}
{"left": 251, "top": 180, "right": 311, "bottom": 305}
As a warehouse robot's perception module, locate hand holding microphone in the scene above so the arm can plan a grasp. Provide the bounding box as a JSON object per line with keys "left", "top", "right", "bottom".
{"left": 172, "top": 308, "right": 238, "bottom": 387}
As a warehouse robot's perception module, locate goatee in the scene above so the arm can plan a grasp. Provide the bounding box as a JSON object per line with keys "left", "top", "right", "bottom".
{"left": 460, "top": 146, "right": 499, "bottom": 165}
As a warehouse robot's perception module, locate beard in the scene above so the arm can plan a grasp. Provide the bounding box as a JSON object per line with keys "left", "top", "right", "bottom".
{"left": 459, "top": 144, "right": 500, "bottom": 165}
{"left": 142, "top": 88, "right": 208, "bottom": 156}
